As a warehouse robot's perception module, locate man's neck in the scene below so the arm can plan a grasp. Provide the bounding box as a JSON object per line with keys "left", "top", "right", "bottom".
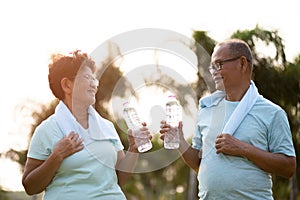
{"left": 226, "top": 82, "right": 250, "bottom": 102}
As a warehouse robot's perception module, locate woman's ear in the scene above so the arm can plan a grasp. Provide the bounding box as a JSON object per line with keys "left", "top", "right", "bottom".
{"left": 61, "top": 77, "right": 73, "bottom": 95}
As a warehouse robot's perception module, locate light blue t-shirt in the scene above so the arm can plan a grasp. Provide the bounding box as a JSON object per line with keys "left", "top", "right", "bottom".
{"left": 192, "top": 95, "right": 296, "bottom": 200}
{"left": 27, "top": 115, "right": 126, "bottom": 200}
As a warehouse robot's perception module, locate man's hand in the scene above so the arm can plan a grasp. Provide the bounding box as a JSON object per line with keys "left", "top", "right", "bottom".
{"left": 215, "top": 133, "right": 246, "bottom": 156}
{"left": 159, "top": 120, "right": 184, "bottom": 141}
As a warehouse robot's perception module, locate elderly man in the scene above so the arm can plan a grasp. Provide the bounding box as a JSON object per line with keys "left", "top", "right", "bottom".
{"left": 160, "top": 38, "right": 296, "bottom": 199}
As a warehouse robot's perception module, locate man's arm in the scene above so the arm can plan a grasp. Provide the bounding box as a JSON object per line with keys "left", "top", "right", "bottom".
{"left": 161, "top": 121, "right": 201, "bottom": 173}
{"left": 178, "top": 137, "right": 201, "bottom": 173}
{"left": 215, "top": 133, "right": 296, "bottom": 178}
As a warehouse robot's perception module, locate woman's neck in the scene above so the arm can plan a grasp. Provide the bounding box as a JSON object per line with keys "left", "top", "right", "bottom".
{"left": 63, "top": 99, "right": 89, "bottom": 129}
{"left": 74, "top": 104, "right": 89, "bottom": 129}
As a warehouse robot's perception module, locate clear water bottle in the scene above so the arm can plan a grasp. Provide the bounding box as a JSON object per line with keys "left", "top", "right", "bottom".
{"left": 123, "top": 101, "right": 152, "bottom": 153}
{"left": 164, "top": 95, "right": 182, "bottom": 149}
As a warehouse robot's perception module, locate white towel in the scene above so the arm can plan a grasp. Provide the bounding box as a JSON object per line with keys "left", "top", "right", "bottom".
{"left": 199, "top": 90, "right": 226, "bottom": 109}
{"left": 54, "top": 101, "right": 120, "bottom": 144}
{"left": 199, "top": 80, "right": 259, "bottom": 135}
{"left": 222, "top": 80, "right": 259, "bottom": 135}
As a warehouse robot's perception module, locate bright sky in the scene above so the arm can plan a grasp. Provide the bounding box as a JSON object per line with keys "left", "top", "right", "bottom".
{"left": 0, "top": 0, "right": 299, "bottom": 192}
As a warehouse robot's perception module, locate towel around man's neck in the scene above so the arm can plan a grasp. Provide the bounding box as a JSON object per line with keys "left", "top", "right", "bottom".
{"left": 54, "top": 101, "right": 120, "bottom": 143}
{"left": 199, "top": 80, "right": 259, "bottom": 135}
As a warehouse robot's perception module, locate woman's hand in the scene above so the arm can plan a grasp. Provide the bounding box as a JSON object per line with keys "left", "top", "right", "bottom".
{"left": 52, "top": 131, "right": 84, "bottom": 160}
{"left": 127, "top": 122, "right": 152, "bottom": 153}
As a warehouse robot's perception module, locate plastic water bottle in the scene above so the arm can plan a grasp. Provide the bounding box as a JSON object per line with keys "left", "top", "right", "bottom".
{"left": 164, "top": 95, "right": 182, "bottom": 149}
{"left": 123, "top": 101, "right": 152, "bottom": 152}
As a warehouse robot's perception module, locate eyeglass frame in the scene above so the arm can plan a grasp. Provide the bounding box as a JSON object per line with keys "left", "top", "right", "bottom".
{"left": 208, "top": 56, "right": 249, "bottom": 74}
{"left": 69, "top": 74, "right": 99, "bottom": 85}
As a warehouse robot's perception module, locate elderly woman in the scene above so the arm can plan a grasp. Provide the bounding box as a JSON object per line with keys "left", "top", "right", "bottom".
{"left": 22, "top": 50, "right": 150, "bottom": 199}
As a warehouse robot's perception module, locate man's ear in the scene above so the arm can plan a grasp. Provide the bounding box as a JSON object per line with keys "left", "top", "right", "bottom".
{"left": 61, "top": 77, "right": 73, "bottom": 95}
{"left": 240, "top": 56, "right": 248, "bottom": 72}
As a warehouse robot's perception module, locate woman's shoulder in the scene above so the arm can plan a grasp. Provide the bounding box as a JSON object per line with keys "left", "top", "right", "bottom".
{"left": 33, "top": 114, "right": 62, "bottom": 138}
{"left": 36, "top": 114, "right": 57, "bottom": 129}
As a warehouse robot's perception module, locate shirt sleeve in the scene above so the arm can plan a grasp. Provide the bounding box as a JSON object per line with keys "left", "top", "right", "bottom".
{"left": 106, "top": 121, "right": 124, "bottom": 151}
{"left": 112, "top": 139, "right": 124, "bottom": 151}
{"left": 268, "top": 109, "right": 296, "bottom": 157}
{"left": 192, "top": 108, "right": 203, "bottom": 150}
{"left": 27, "top": 117, "right": 62, "bottom": 160}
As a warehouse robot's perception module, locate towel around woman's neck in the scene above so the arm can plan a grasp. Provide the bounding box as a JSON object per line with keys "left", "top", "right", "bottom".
{"left": 54, "top": 101, "right": 120, "bottom": 143}
{"left": 199, "top": 80, "right": 259, "bottom": 135}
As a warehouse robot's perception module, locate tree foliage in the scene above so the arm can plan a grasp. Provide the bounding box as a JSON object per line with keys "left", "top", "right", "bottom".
{"left": 231, "top": 25, "right": 286, "bottom": 65}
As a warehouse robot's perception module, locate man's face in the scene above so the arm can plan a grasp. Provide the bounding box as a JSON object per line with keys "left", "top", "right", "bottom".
{"left": 211, "top": 45, "right": 243, "bottom": 91}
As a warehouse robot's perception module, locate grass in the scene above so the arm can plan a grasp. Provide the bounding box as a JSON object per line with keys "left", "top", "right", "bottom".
{"left": 5, "top": 191, "right": 43, "bottom": 200}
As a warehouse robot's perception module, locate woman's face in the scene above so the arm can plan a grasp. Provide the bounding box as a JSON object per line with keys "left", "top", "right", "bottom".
{"left": 72, "top": 66, "right": 98, "bottom": 107}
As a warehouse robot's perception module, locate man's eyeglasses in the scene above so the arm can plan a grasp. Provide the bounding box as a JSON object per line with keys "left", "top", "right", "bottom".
{"left": 208, "top": 56, "right": 242, "bottom": 74}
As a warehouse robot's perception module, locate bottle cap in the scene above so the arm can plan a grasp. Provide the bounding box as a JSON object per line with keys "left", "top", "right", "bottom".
{"left": 167, "top": 95, "right": 177, "bottom": 101}
{"left": 123, "top": 101, "right": 131, "bottom": 109}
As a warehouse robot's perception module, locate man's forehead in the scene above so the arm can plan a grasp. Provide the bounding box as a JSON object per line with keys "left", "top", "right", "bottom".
{"left": 211, "top": 45, "right": 229, "bottom": 60}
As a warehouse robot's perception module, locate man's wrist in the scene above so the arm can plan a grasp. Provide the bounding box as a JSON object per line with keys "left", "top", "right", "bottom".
{"left": 178, "top": 138, "right": 190, "bottom": 154}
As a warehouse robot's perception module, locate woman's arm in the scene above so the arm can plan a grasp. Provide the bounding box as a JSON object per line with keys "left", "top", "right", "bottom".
{"left": 22, "top": 132, "right": 84, "bottom": 195}
{"left": 115, "top": 147, "right": 139, "bottom": 186}
{"left": 22, "top": 155, "right": 63, "bottom": 195}
{"left": 116, "top": 124, "right": 151, "bottom": 186}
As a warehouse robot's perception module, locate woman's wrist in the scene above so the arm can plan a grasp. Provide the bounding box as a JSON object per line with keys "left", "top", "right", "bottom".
{"left": 128, "top": 144, "right": 139, "bottom": 153}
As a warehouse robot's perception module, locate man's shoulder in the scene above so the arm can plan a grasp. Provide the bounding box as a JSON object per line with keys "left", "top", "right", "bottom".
{"left": 256, "top": 95, "right": 283, "bottom": 111}
{"left": 253, "top": 95, "right": 288, "bottom": 121}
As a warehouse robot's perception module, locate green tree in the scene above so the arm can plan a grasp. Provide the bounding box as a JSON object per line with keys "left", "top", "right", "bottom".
{"left": 192, "top": 30, "right": 217, "bottom": 96}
